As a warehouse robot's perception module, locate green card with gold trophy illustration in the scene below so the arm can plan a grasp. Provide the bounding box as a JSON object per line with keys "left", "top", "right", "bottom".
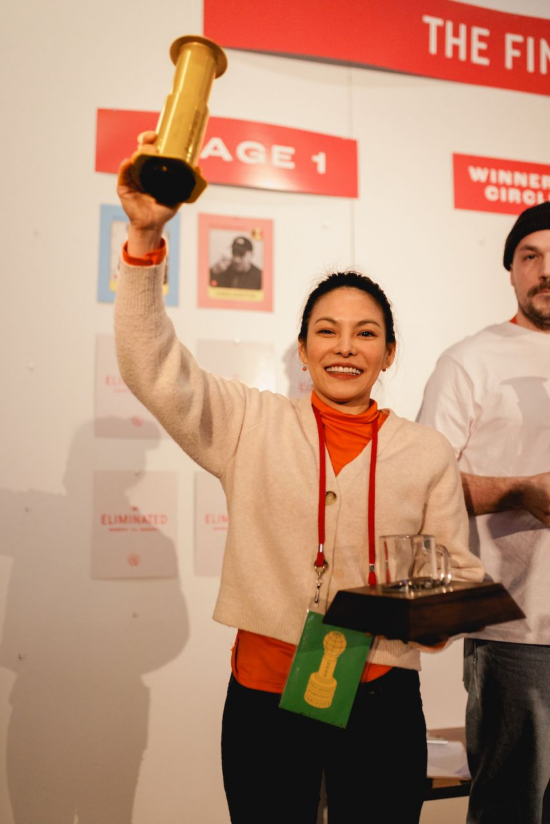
{"left": 280, "top": 611, "right": 373, "bottom": 728}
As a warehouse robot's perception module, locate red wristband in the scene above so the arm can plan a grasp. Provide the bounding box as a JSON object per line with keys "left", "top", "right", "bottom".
{"left": 122, "top": 238, "right": 167, "bottom": 267}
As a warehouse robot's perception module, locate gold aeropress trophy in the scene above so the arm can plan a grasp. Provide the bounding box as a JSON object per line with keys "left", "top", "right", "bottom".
{"left": 129, "top": 35, "right": 227, "bottom": 206}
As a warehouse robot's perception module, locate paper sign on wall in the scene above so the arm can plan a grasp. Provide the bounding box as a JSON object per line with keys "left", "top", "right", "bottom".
{"left": 204, "top": 0, "right": 550, "bottom": 98}
{"left": 283, "top": 344, "right": 312, "bottom": 399}
{"left": 197, "top": 340, "right": 276, "bottom": 391}
{"left": 96, "top": 110, "right": 358, "bottom": 199}
{"left": 454, "top": 153, "right": 550, "bottom": 216}
{"left": 95, "top": 335, "right": 165, "bottom": 439}
{"left": 92, "top": 471, "right": 178, "bottom": 579}
{"left": 195, "top": 472, "right": 228, "bottom": 577}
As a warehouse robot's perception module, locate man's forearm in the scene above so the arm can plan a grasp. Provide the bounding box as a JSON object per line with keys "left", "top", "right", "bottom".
{"left": 461, "top": 472, "right": 550, "bottom": 526}
{"left": 461, "top": 473, "right": 524, "bottom": 515}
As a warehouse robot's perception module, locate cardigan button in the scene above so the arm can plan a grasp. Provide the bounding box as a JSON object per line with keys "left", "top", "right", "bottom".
{"left": 325, "top": 491, "right": 337, "bottom": 506}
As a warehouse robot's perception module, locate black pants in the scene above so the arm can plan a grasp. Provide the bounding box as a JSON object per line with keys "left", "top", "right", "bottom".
{"left": 221, "top": 668, "right": 427, "bottom": 824}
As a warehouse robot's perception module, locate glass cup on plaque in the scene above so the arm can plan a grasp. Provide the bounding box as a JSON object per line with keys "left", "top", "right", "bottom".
{"left": 380, "top": 534, "right": 451, "bottom": 593}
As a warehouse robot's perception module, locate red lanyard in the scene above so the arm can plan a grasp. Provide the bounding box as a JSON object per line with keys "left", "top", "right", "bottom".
{"left": 312, "top": 405, "right": 379, "bottom": 597}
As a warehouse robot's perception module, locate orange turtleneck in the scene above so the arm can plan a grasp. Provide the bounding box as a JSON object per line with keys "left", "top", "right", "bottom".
{"left": 231, "top": 392, "right": 391, "bottom": 693}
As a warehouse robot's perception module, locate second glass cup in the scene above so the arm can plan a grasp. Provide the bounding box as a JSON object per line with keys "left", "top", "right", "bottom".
{"left": 379, "top": 534, "right": 451, "bottom": 592}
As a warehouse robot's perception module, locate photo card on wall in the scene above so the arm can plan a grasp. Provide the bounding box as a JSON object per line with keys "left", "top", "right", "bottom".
{"left": 97, "top": 204, "right": 180, "bottom": 305}
{"left": 198, "top": 213, "right": 273, "bottom": 312}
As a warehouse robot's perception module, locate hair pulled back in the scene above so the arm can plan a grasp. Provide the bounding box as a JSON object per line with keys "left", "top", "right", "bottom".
{"left": 298, "top": 272, "right": 396, "bottom": 345}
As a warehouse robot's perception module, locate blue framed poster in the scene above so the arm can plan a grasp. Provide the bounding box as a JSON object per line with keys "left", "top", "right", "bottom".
{"left": 97, "top": 204, "right": 180, "bottom": 306}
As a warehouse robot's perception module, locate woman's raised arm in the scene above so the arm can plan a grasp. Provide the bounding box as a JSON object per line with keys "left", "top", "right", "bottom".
{"left": 114, "top": 135, "right": 255, "bottom": 478}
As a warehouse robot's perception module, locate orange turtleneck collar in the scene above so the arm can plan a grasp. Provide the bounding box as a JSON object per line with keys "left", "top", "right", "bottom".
{"left": 311, "top": 391, "right": 388, "bottom": 476}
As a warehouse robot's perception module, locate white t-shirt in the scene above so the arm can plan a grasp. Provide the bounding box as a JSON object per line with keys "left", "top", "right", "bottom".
{"left": 418, "top": 321, "right": 550, "bottom": 645}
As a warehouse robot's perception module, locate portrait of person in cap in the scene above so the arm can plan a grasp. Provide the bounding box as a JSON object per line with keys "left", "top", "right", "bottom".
{"left": 209, "top": 234, "right": 263, "bottom": 291}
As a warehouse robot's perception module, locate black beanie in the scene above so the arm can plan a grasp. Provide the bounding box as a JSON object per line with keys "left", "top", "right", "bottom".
{"left": 503, "top": 201, "right": 550, "bottom": 270}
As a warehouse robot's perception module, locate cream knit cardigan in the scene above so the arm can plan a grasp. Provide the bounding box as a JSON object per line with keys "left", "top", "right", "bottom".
{"left": 115, "top": 260, "right": 484, "bottom": 672}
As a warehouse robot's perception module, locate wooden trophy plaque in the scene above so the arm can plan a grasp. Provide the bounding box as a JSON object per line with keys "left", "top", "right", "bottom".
{"left": 324, "top": 580, "right": 524, "bottom": 645}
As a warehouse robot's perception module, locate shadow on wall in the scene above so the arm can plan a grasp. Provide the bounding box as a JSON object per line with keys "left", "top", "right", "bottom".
{"left": 0, "top": 419, "right": 188, "bottom": 824}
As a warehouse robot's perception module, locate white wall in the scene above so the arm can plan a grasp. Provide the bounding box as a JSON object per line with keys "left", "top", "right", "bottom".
{"left": 2, "top": 1, "right": 550, "bottom": 821}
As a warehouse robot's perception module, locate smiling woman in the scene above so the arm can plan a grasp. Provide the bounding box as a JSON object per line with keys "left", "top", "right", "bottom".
{"left": 114, "top": 135, "right": 484, "bottom": 824}
{"left": 298, "top": 273, "right": 396, "bottom": 415}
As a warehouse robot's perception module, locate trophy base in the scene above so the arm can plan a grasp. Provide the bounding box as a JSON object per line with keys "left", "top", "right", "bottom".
{"left": 324, "top": 581, "right": 525, "bottom": 644}
{"left": 130, "top": 153, "right": 207, "bottom": 206}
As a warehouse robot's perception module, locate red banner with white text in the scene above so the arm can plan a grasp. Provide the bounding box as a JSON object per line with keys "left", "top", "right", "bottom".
{"left": 95, "top": 109, "right": 358, "bottom": 198}
{"left": 454, "top": 153, "right": 550, "bottom": 215}
{"left": 204, "top": 0, "right": 550, "bottom": 97}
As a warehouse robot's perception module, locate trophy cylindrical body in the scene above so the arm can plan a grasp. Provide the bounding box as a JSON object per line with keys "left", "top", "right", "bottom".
{"left": 130, "top": 35, "right": 227, "bottom": 206}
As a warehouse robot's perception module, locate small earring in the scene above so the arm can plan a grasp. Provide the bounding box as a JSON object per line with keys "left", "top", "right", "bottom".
{"left": 302, "top": 364, "right": 308, "bottom": 372}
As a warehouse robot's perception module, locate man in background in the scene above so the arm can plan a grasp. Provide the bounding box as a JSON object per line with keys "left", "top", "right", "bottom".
{"left": 418, "top": 201, "right": 550, "bottom": 824}
{"left": 210, "top": 235, "right": 262, "bottom": 290}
